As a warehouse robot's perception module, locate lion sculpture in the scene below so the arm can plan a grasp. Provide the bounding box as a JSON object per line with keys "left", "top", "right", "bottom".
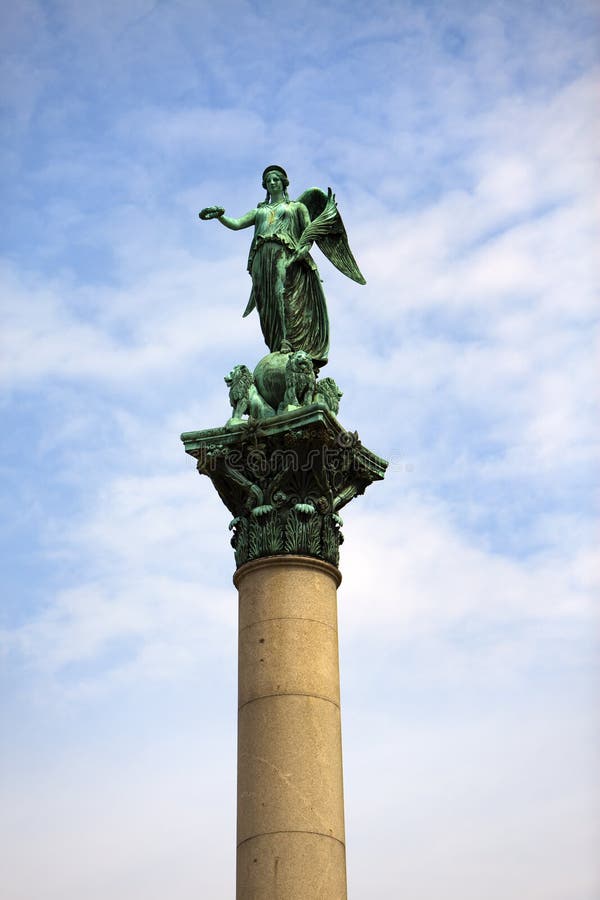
{"left": 279, "top": 350, "right": 316, "bottom": 413}
{"left": 225, "top": 364, "right": 275, "bottom": 425}
{"left": 314, "top": 377, "right": 343, "bottom": 415}
{"left": 226, "top": 354, "right": 339, "bottom": 423}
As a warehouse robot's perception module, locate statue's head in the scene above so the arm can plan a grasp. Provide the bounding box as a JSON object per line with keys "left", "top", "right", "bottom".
{"left": 262, "top": 165, "right": 289, "bottom": 191}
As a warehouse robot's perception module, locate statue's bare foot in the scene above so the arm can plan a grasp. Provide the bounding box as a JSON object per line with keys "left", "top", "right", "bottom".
{"left": 280, "top": 340, "right": 292, "bottom": 353}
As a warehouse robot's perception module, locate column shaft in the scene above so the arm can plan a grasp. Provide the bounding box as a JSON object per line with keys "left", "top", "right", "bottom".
{"left": 234, "top": 555, "right": 347, "bottom": 900}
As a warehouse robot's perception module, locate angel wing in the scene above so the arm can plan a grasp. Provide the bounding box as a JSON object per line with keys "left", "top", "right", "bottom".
{"left": 296, "top": 187, "right": 366, "bottom": 285}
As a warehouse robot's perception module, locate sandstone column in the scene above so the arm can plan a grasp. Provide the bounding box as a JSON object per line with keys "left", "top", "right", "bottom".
{"left": 182, "top": 406, "right": 386, "bottom": 898}
{"left": 234, "top": 555, "right": 346, "bottom": 900}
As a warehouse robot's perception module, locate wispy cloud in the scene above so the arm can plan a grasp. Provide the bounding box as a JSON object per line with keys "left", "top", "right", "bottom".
{"left": 1, "top": 1, "right": 598, "bottom": 898}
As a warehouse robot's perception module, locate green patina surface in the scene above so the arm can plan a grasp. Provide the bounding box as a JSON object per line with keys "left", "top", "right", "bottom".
{"left": 188, "top": 166, "right": 387, "bottom": 567}
{"left": 199, "top": 164, "right": 365, "bottom": 368}
{"left": 182, "top": 406, "right": 387, "bottom": 568}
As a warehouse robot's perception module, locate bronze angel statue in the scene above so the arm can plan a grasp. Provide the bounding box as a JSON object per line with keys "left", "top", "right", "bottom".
{"left": 200, "top": 164, "right": 365, "bottom": 368}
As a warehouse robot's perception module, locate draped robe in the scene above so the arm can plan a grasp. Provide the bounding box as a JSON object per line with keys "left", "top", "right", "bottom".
{"left": 243, "top": 200, "right": 329, "bottom": 366}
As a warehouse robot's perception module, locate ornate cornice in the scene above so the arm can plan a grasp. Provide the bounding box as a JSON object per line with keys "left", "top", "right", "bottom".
{"left": 182, "top": 405, "right": 387, "bottom": 568}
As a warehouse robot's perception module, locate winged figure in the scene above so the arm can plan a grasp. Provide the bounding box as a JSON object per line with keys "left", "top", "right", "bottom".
{"left": 199, "top": 165, "right": 365, "bottom": 367}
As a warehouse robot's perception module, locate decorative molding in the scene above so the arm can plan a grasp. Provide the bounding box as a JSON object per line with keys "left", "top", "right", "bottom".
{"left": 182, "top": 405, "right": 387, "bottom": 567}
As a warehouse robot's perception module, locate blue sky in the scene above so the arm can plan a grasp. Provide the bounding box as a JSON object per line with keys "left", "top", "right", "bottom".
{"left": 1, "top": 1, "right": 598, "bottom": 897}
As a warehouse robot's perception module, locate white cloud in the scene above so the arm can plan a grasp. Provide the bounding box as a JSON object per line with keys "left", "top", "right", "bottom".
{"left": 1, "top": 3, "right": 598, "bottom": 898}
{"left": 0, "top": 731, "right": 237, "bottom": 900}
{"left": 119, "top": 105, "right": 267, "bottom": 157}
{"left": 340, "top": 504, "right": 596, "bottom": 636}
{"left": 0, "top": 256, "right": 261, "bottom": 388}
{"left": 343, "top": 703, "right": 600, "bottom": 900}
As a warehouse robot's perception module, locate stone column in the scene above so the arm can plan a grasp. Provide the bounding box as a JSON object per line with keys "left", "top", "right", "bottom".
{"left": 182, "top": 405, "right": 386, "bottom": 897}
{"left": 234, "top": 555, "right": 347, "bottom": 900}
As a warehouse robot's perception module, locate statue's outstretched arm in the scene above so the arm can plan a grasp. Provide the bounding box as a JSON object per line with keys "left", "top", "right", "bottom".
{"left": 199, "top": 207, "right": 257, "bottom": 231}
{"left": 218, "top": 209, "right": 257, "bottom": 231}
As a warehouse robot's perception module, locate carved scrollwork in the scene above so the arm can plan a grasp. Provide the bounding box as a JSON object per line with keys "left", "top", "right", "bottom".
{"left": 182, "top": 406, "right": 387, "bottom": 569}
